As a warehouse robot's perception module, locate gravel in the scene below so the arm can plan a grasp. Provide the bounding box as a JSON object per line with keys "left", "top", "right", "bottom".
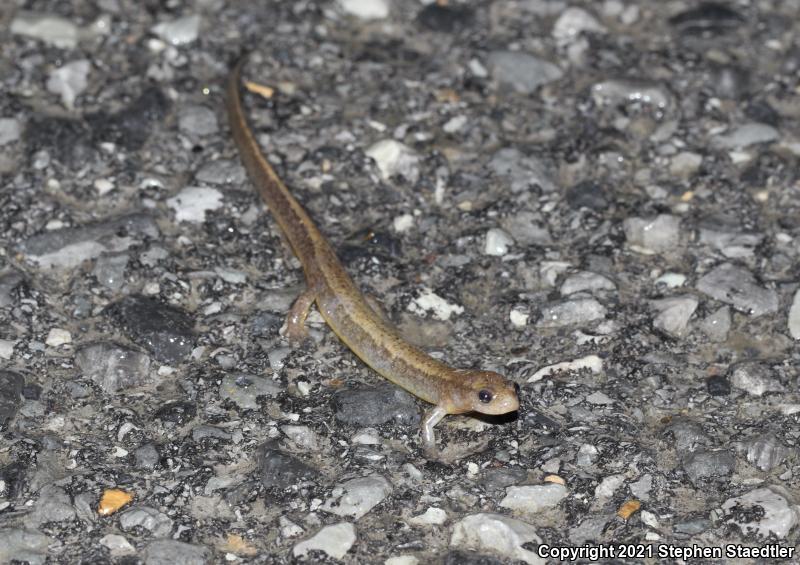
{"left": 3, "top": 1, "right": 800, "bottom": 562}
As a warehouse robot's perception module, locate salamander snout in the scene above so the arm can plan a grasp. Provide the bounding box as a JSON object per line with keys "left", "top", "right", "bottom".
{"left": 458, "top": 370, "right": 520, "bottom": 415}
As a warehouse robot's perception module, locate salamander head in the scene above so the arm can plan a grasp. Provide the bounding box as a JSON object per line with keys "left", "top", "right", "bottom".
{"left": 450, "top": 370, "right": 520, "bottom": 415}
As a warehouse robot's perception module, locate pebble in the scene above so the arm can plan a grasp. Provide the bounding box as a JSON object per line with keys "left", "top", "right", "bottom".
{"left": 0, "top": 371, "right": 24, "bottom": 426}
{"left": 537, "top": 298, "right": 607, "bottom": 328}
{"left": 450, "top": 513, "right": 544, "bottom": 565}
{"left": 489, "top": 148, "right": 557, "bottom": 193}
{"left": 258, "top": 442, "right": 318, "bottom": 489}
{"left": 333, "top": 384, "right": 419, "bottom": 426}
{"left": 0, "top": 528, "right": 51, "bottom": 565}
{"left": 104, "top": 295, "right": 195, "bottom": 364}
{"left": 177, "top": 105, "right": 218, "bottom": 137}
{"left": 623, "top": 214, "right": 681, "bottom": 254}
{"left": 591, "top": 79, "right": 672, "bottom": 113}
{"left": 720, "top": 487, "right": 798, "bottom": 538}
{"left": 408, "top": 507, "right": 447, "bottom": 526}
{"left": 788, "top": 289, "right": 800, "bottom": 339}
{"left": 151, "top": 14, "right": 201, "bottom": 45}
{"left": 740, "top": 434, "right": 790, "bottom": 472}
{"left": 528, "top": 354, "right": 602, "bottom": 382}
{"left": 595, "top": 474, "right": 625, "bottom": 499}
{"left": 655, "top": 272, "right": 686, "bottom": 288}
{"left": 46, "top": 59, "right": 90, "bottom": 109}
{"left": 729, "top": 362, "right": 783, "bottom": 396}
{"left": 669, "top": 151, "right": 703, "bottom": 178}
{"left": 167, "top": 186, "right": 224, "bottom": 223}
{"left": 25, "top": 485, "right": 76, "bottom": 527}
{"left": 487, "top": 51, "right": 563, "bottom": 94}
{"left": 339, "top": 0, "right": 389, "bottom": 19}
{"left": 484, "top": 228, "right": 514, "bottom": 256}
{"left": 650, "top": 296, "right": 699, "bottom": 337}
{"left": 552, "top": 7, "right": 606, "bottom": 42}
{"left": 279, "top": 516, "right": 304, "bottom": 538}
{"left": 408, "top": 289, "right": 464, "bottom": 321}
{"left": 499, "top": 484, "right": 568, "bottom": 514}
{"left": 281, "top": 425, "right": 319, "bottom": 451}
{"left": 321, "top": 474, "right": 393, "bottom": 519}
{"left": 99, "top": 534, "right": 135, "bottom": 556}
{"left": 142, "top": 540, "right": 211, "bottom": 565}
{"left": 293, "top": 522, "right": 356, "bottom": 559}
{"left": 0, "top": 118, "right": 21, "bottom": 146}
{"left": 501, "top": 211, "right": 551, "bottom": 246}
{"left": 665, "top": 419, "right": 710, "bottom": 452}
{"left": 195, "top": 159, "right": 246, "bottom": 185}
{"left": 366, "top": 140, "right": 420, "bottom": 182}
{"left": 45, "top": 328, "right": 72, "bottom": 347}
{"left": 386, "top": 556, "right": 419, "bottom": 565}
{"left": 134, "top": 443, "right": 160, "bottom": 470}
{"left": 682, "top": 449, "right": 735, "bottom": 484}
{"left": 219, "top": 374, "right": 282, "bottom": 411}
{"left": 18, "top": 213, "right": 158, "bottom": 270}
{"left": 698, "top": 218, "right": 763, "bottom": 258}
{"left": 192, "top": 424, "right": 231, "bottom": 442}
{"left": 92, "top": 253, "right": 129, "bottom": 290}
{"left": 560, "top": 271, "right": 616, "bottom": 295}
{"left": 713, "top": 122, "right": 779, "bottom": 149}
{"left": 696, "top": 263, "right": 778, "bottom": 317}
{"left": 700, "top": 306, "right": 731, "bottom": 342}
{"left": 118, "top": 506, "right": 174, "bottom": 537}
{"left": 0, "top": 339, "right": 16, "bottom": 359}
{"left": 10, "top": 11, "right": 79, "bottom": 48}
{"left": 576, "top": 444, "right": 599, "bottom": 467}
{"left": 74, "top": 342, "right": 151, "bottom": 393}
{"left": 564, "top": 180, "right": 608, "bottom": 210}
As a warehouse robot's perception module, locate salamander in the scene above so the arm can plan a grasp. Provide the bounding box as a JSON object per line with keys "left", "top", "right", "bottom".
{"left": 225, "top": 59, "right": 519, "bottom": 456}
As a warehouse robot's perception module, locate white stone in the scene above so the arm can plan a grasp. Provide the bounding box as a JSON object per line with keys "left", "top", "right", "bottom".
{"left": 10, "top": 11, "right": 79, "bottom": 48}
{"left": 552, "top": 7, "right": 606, "bottom": 42}
{"left": 509, "top": 308, "right": 529, "bottom": 328}
{"left": 595, "top": 474, "right": 625, "bottom": 499}
{"left": 366, "top": 140, "right": 419, "bottom": 182}
{"left": 99, "top": 534, "right": 135, "bottom": 556}
{"left": 408, "top": 507, "right": 447, "bottom": 526}
{"left": 167, "top": 186, "right": 223, "bottom": 223}
{"left": 499, "top": 484, "right": 568, "bottom": 514}
{"left": 279, "top": 516, "right": 304, "bottom": 538}
{"left": 46, "top": 328, "right": 72, "bottom": 347}
{"left": 651, "top": 296, "right": 699, "bottom": 337}
{"left": 393, "top": 213, "right": 414, "bottom": 233}
{"left": 721, "top": 488, "right": 799, "bottom": 539}
{"left": 293, "top": 522, "right": 356, "bottom": 559}
{"left": 0, "top": 118, "right": 21, "bottom": 146}
{"left": 151, "top": 14, "right": 201, "bottom": 45}
{"left": 0, "top": 339, "right": 16, "bottom": 360}
{"left": 281, "top": 425, "right": 319, "bottom": 451}
{"left": 47, "top": 59, "right": 90, "bottom": 109}
{"left": 385, "top": 556, "right": 419, "bottom": 565}
{"left": 528, "top": 355, "right": 602, "bottom": 382}
{"left": 654, "top": 272, "right": 686, "bottom": 288}
{"left": 450, "top": 513, "right": 544, "bottom": 565}
{"left": 484, "top": 228, "right": 514, "bottom": 256}
{"left": 408, "top": 289, "right": 464, "bottom": 321}
{"left": 338, "top": 0, "right": 390, "bottom": 19}
{"left": 788, "top": 289, "right": 800, "bottom": 339}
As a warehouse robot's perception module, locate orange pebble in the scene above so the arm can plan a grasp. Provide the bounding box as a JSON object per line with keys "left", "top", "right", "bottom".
{"left": 98, "top": 488, "right": 134, "bottom": 516}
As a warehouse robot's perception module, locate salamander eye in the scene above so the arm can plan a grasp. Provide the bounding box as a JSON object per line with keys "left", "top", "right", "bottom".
{"left": 478, "top": 389, "right": 493, "bottom": 403}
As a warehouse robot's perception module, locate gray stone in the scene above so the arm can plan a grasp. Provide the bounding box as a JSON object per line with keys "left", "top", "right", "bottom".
{"left": 119, "top": 506, "right": 173, "bottom": 537}
{"left": 332, "top": 384, "right": 419, "bottom": 426}
{"left": 74, "top": 343, "right": 151, "bottom": 393}
{"left": 499, "top": 484, "right": 568, "bottom": 514}
{"left": 623, "top": 214, "right": 681, "bottom": 254}
{"left": 487, "top": 51, "right": 563, "bottom": 94}
{"left": 0, "top": 270, "right": 24, "bottom": 307}
{"left": 665, "top": 419, "right": 709, "bottom": 452}
{"left": 537, "top": 298, "right": 607, "bottom": 328}
{"left": 700, "top": 306, "right": 731, "bottom": 342}
{"left": 219, "top": 373, "right": 282, "bottom": 410}
{"left": 713, "top": 122, "right": 779, "bottom": 149}
{"left": 134, "top": 443, "right": 160, "bottom": 470}
{"left": 151, "top": 14, "right": 201, "bottom": 46}
{"left": 789, "top": 289, "right": 800, "bottom": 340}
{"left": 488, "top": 148, "right": 557, "bottom": 193}
{"left": 651, "top": 296, "right": 699, "bottom": 337}
{"left": 104, "top": 295, "right": 194, "bottom": 364}
{"left": 682, "top": 449, "right": 735, "bottom": 484}
{"left": 142, "top": 539, "right": 210, "bottom": 565}
{"left": 0, "top": 370, "right": 24, "bottom": 426}
{"left": 258, "top": 442, "right": 318, "bottom": 489}
{"left": 293, "top": 522, "right": 357, "bottom": 560}
{"left": 560, "top": 271, "right": 616, "bottom": 296}
{"left": 730, "top": 362, "right": 783, "bottom": 396}
{"left": 92, "top": 253, "right": 129, "bottom": 291}
{"left": 321, "top": 475, "right": 393, "bottom": 519}
{"left": 10, "top": 11, "right": 79, "bottom": 48}
{"left": 592, "top": 78, "right": 672, "bottom": 113}
{"left": 46, "top": 59, "right": 90, "bottom": 109}
{"left": 501, "top": 211, "right": 552, "bottom": 246}
{"left": 0, "top": 118, "right": 22, "bottom": 146}
{"left": 195, "top": 159, "right": 246, "bottom": 185}
{"left": 25, "top": 485, "right": 76, "bottom": 527}
{"left": 0, "top": 528, "right": 51, "bottom": 565}
{"left": 192, "top": 425, "right": 232, "bottom": 442}
{"left": 696, "top": 263, "right": 778, "bottom": 317}
{"left": 450, "top": 513, "right": 544, "bottom": 565}
{"left": 18, "top": 213, "right": 158, "bottom": 270}
{"left": 740, "top": 435, "right": 790, "bottom": 472}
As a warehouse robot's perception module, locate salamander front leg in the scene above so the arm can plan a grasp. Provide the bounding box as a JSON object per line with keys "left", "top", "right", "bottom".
{"left": 281, "top": 289, "right": 316, "bottom": 344}
{"left": 421, "top": 405, "right": 448, "bottom": 458}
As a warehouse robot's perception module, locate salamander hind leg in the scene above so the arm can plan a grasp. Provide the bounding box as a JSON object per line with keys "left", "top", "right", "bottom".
{"left": 281, "top": 289, "right": 317, "bottom": 345}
